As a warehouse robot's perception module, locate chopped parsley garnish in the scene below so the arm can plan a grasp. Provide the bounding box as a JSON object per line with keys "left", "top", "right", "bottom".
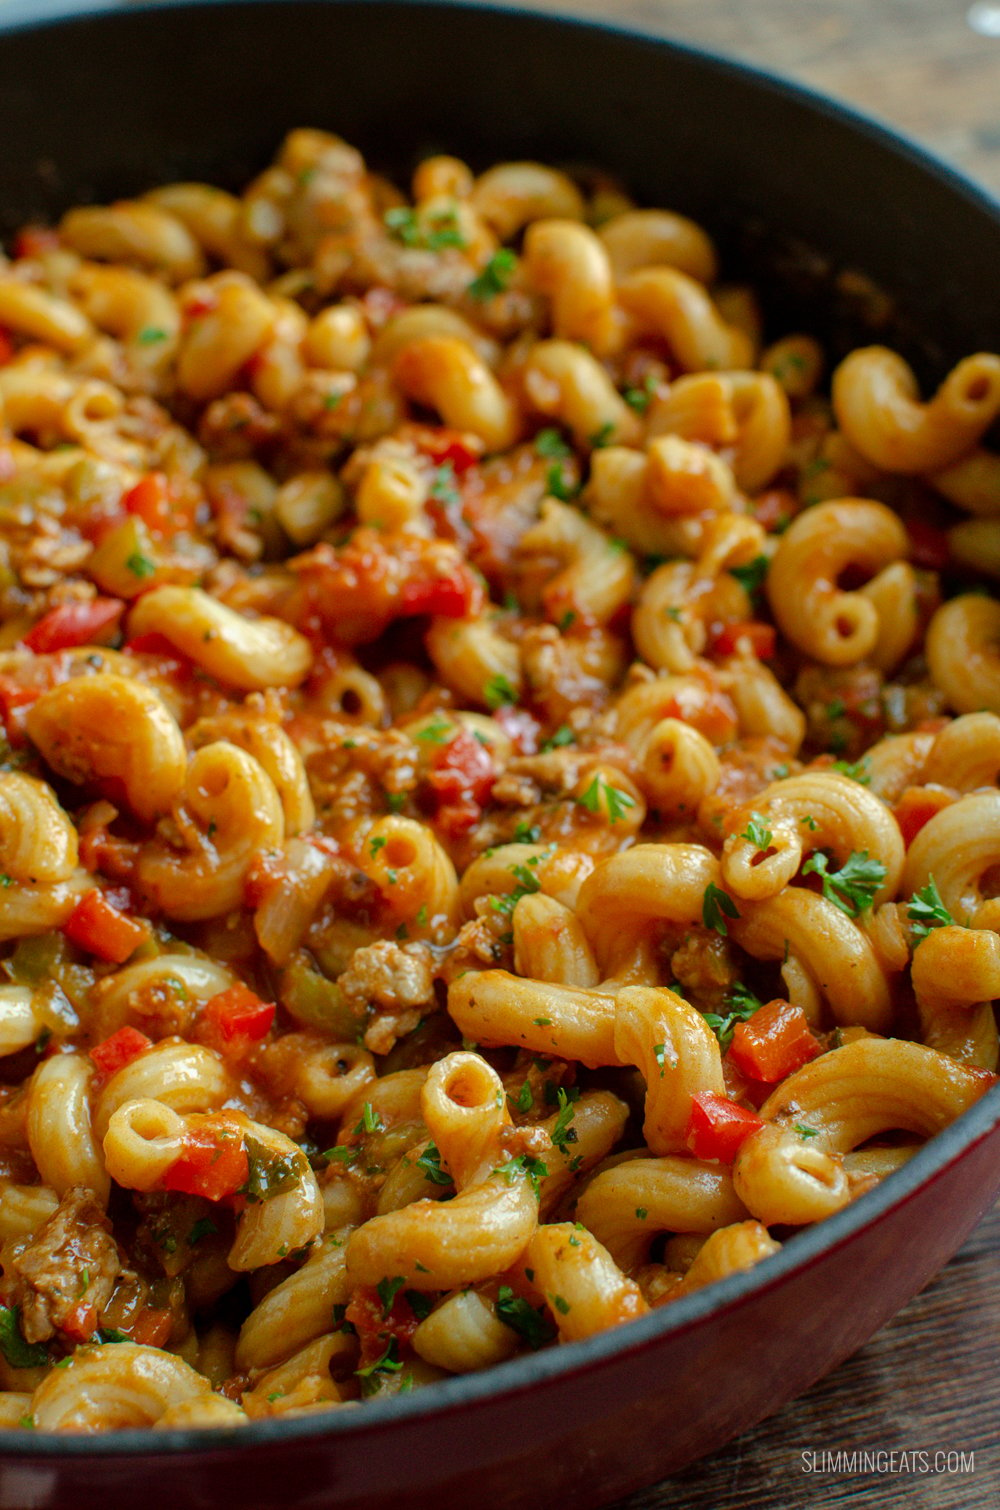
{"left": 793, "top": 1124, "right": 819, "bottom": 1139}
{"left": 136, "top": 325, "right": 168, "bottom": 344}
{"left": 907, "top": 876, "right": 955, "bottom": 941}
{"left": 126, "top": 551, "right": 156, "bottom": 579}
{"left": 376, "top": 1275, "right": 407, "bottom": 1316}
{"left": 97, "top": 1328, "right": 131, "bottom": 1344}
{"left": 415, "top": 715, "right": 453, "bottom": 744}
{"left": 739, "top": 812, "right": 772, "bottom": 850}
{"left": 509, "top": 1080, "right": 533, "bottom": 1114}
{"left": 490, "top": 850, "right": 553, "bottom": 918}
{"left": 415, "top": 1142, "right": 454, "bottom": 1187}
{"left": 577, "top": 773, "right": 636, "bottom": 824}
{"left": 802, "top": 849, "right": 886, "bottom": 918}
{"left": 551, "top": 1087, "right": 578, "bottom": 1154}
{"left": 702, "top": 982, "right": 763, "bottom": 1052}
{"left": 830, "top": 756, "right": 871, "bottom": 786}
{"left": 356, "top": 1336, "right": 404, "bottom": 1388}
{"left": 493, "top": 1153, "right": 548, "bottom": 1199}
{"left": 513, "top": 821, "right": 542, "bottom": 844}
{"left": 385, "top": 791, "right": 406, "bottom": 812}
{"left": 0, "top": 1306, "right": 49, "bottom": 1369}
{"left": 546, "top": 463, "right": 579, "bottom": 502}
{"left": 484, "top": 673, "right": 517, "bottom": 710}
{"left": 702, "top": 882, "right": 740, "bottom": 936}
{"left": 405, "top": 1290, "right": 433, "bottom": 1321}
{"left": 590, "top": 421, "right": 615, "bottom": 449}
{"left": 801, "top": 815, "right": 818, "bottom": 831}
{"left": 551, "top": 1293, "right": 571, "bottom": 1316}
{"left": 495, "top": 1285, "right": 557, "bottom": 1349}
{"left": 324, "top": 1144, "right": 358, "bottom": 1165}
{"left": 355, "top": 1102, "right": 385, "bottom": 1136}
{"left": 635, "top": 1207, "right": 648, "bottom": 1220}
{"left": 541, "top": 725, "right": 575, "bottom": 752}
{"left": 535, "top": 428, "right": 571, "bottom": 459}
{"left": 623, "top": 373, "right": 657, "bottom": 413}
{"left": 369, "top": 835, "right": 387, "bottom": 855}
{"left": 468, "top": 247, "right": 517, "bottom": 301}
{"left": 652, "top": 1042, "right": 667, "bottom": 1077}
{"left": 384, "top": 202, "right": 466, "bottom": 251}
{"left": 729, "top": 555, "right": 769, "bottom": 604}
{"left": 242, "top": 1137, "right": 304, "bottom": 1202}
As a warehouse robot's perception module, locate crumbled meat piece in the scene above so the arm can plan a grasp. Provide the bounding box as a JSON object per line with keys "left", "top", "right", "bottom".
{"left": 339, "top": 939, "right": 436, "bottom": 1012}
{"left": 669, "top": 931, "right": 738, "bottom": 1013}
{"left": 7, "top": 1187, "right": 120, "bottom": 1343}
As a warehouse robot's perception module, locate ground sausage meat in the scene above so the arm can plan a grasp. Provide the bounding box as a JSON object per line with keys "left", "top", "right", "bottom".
{"left": 7, "top": 1187, "right": 121, "bottom": 1344}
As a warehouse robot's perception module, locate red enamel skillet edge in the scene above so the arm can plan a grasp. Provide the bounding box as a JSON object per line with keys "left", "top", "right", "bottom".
{"left": 0, "top": 0, "right": 998, "bottom": 1498}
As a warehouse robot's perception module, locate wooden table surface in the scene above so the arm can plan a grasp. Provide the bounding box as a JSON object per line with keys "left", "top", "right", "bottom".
{"left": 511, "top": 2, "right": 1000, "bottom": 1506}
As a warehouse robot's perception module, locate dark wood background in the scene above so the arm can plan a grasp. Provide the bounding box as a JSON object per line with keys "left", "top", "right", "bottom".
{"left": 513, "top": 1, "right": 1000, "bottom": 1505}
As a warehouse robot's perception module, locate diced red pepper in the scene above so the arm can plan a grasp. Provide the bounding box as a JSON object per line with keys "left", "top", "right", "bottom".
{"left": 407, "top": 424, "right": 483, "bottom": 474}
{"left": 685, "top": 1091, "right": 765, "bottom": 1163}
{"left": 162, "top": 1117, "right": 249, "bottom": 1202}
{"left": 399, "top": 569, "right": 478, "bottom": 618}
{"left": 906, "top": 517, "right": 950, "bottom": 571}
{"left": 122, "top": 473, "right": 173, "bottom": 537}
{"left": 131, "top": 1308, "right": 173, "bottom": 1348}
{"left": 21, "top": 598, "right": 124, "bottom": 654}
{"left": 426, "top": 728, "right": 495, "bottom": 836}
{"left": 727, "top": 998, "right": 821, "bottom": 1083}
{"left": 63, "top": 889, "right": 149, "bottom": 964}
{"left": 200, "top": 983, "right": 275, "bottom": 1057}
{"left": 60, "top": 1301, "right": 98, "bottom": 1344}
{"left": 0, "top": 329, "right": 14, "bottom": 366}
{"left": 89, "top": 1025, "right": 153, "bottom": 1079}
{"left": 893, "top": 785, "right": 956, "bottom": 846}
{"left": 711, "top": 620, "right": 777, "bottom": 660}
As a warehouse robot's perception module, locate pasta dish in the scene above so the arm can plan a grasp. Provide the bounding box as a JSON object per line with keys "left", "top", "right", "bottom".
{"left": 0, "top": 130, "right": 997, "bottom": 1432}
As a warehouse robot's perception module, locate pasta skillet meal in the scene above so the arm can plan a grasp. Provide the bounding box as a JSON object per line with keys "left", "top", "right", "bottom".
{"left": 0, "top": 130, "right": 997, "bottom": 1433}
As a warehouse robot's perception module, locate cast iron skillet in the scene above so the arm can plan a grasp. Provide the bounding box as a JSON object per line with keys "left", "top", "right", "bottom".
{"left": 1, "top": 4, "right": 999, "bottom": 1507}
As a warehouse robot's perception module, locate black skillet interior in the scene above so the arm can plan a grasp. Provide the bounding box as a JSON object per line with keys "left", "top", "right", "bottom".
{"left": 0, "top": 0, "right": 999, "bottom": 384}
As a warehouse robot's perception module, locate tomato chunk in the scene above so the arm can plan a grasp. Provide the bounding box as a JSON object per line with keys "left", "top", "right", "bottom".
{"left": 60, "top": 1301, "right": 98, "bottom": 1344}
{"left": 89, "top": 1025, "right": 153, "bottom": 1079}
{"left": 131, "top": 1308, "right": 173, "bottom": 1348}
{"left": 21, "top": 598, "right": 124, "bottom": 654}
{"left": 685, "top": 1091, "right": 765, "bottom": 1163}
{"left": 162, "top": 1117, "right": 249, "bottom": 1201}
{"left": 399, "top": 569, "right": 478, "bottom": 618}
{"left": 0, "top": 329, "right": 14, "bottom": 367}
{"left": 200, "top": 984, "right": 275, "bottom": 1057}
{"left": 727, "top": 998, "right": 820, "bottom": 1083}
{"left": 711, "top": 620, "right": 777, "bottom": 660}
{"left": 407, "top": 424, "right": 483, "bottom": 474}
{"left": 893, "top": 785, "right": 955, "bottom": 846}
{"left": 63, "top": 890, "right": 149, "bottom": 964}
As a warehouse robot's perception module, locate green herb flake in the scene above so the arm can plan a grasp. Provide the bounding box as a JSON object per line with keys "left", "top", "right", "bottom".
{"left": 0, "top": 1306, "right": 49, "bottom": 1369}
{"left": 702, "top": 882, "right": 740, "bottom": 937}
{"left": 405, "top": 1289, "right": 433, "bottom": 1321}
{"left": 484, "top": 673, "right": 517, "bottom": 710}
{"left": 415, "top": 714, "right": 453, "bottom": 745}
{"left": 739, "top": 812, "right": 773, "bottom": 851}
{"left": 551, "top": 1294, "right": 571, "bottom": 1316}
{"left": 242, "top": 1135, "right": 304, "bottom": 1202}
{"left": 590, "top": 422, "right": 615, "bottom": 449}
{"left": 831, "top": 757, "right": 871, "bottom": 786}
{"left": 509, "top": 1081, "right": 533, "bottom": 1114}
{"left": 802, "top": 849, "right": 886, "bottom": 918}
{"left": 126, "top": 551, "right": 156, "bottom": 579}
{"left": 468, "top": 247, "right": 517, "bottom": 301}
{"left": 430, "top": 462, "right": 460, "bottom": 509}
{"left": 415, "top": 1142, "right": 454, "bottom": 1188}
{"left": 369, "top": 835, "right": 387, "bottom": 855}
{"left": 356, "top": 1102, "right": 385, "bottom": 1136}
{"left": 907, "top": 876, "right": 955, "bottom": 941}
{"left": 546, "top": 463, "right": 579, "bottom": 502}
{"left": 793, "top": 1124, "right": 819, "bottom": 1140}
{"left": 136, "top": 326, "right": 168, "bottom": 345}
{"left": 376, "top": 1275, "right": 407, "bottom": 1317}
{"left": 577, "top": 773, "right": 636, "bottom": 824}
{"left": 635, "top": 1207, "right": 648, "bottom": 1220}
{"left": 729, "top": 555, "right": 769, "bottom": 603}
{"left": 493, "top": 1153, "right": 548, "bottom": 1200}
{"left": 541, "top": 725, "right": 575, "bottom": 753}
{"left": 702, "top": 982, "right": 763, "bottom": 1052}
{"left": 495, "top": 1285, "right": 557, "bottom": 1350}
{"left": 513, "top": 821, "right": 542, "bottom": 844}
{"left": 97, "top": 1328, "right": 131, "bottom": 1344}
{"left": 623, "top": 373, "right": 657, "bottom": 413}
{"left": 551, "top": 1087, "right": 578, "bottom": 1154}
{"left": 534, "top": 428, "right": 571, "bottom": 459}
